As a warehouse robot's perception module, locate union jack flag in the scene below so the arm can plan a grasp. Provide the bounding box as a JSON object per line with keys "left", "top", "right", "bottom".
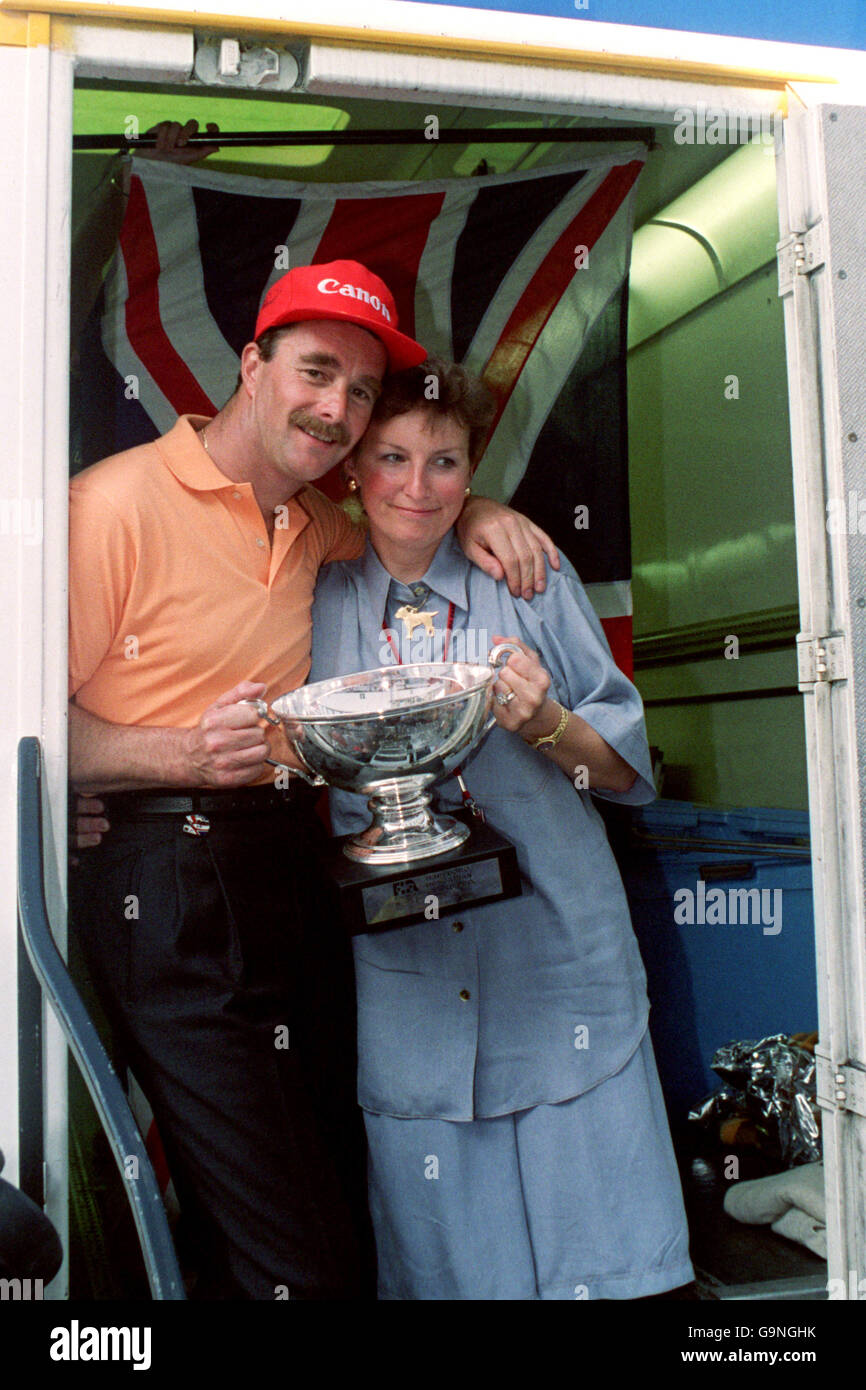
{"left": 94, "top": 151, "right": 645, "bottom": 674}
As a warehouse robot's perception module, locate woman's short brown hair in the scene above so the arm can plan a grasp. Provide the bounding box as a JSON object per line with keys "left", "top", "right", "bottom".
{"left": 370, "top": 356, "right": 496, "bottom": 466}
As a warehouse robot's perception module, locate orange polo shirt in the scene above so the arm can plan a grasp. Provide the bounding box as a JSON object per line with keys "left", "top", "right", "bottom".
{"left": 69, "top": 415, "right": 363, "bottom": 751}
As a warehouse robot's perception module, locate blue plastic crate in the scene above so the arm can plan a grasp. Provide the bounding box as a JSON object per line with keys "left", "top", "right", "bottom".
{"left": 616, "top": 800, "right": 817, "bottom": 1123}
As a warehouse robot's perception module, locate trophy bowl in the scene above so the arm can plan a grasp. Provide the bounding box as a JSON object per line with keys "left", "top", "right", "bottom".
{"left": 258, "top": 644, "right": 518, "bottom": 864}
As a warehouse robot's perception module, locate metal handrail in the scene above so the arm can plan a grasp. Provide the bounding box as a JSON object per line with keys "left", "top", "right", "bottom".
{"left": 73, "top": 125, "right": 656, "bottom": 151}
{"left": 16, "top": 737, "right": 185, "bottom": 1301}
{"left": 627, "top": 827, "right": 812, "bottom": 859}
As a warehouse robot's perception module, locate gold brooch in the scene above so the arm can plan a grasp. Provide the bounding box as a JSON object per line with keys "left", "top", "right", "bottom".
{"left": 395, "top": 604, "right": 439, "bottom": 639}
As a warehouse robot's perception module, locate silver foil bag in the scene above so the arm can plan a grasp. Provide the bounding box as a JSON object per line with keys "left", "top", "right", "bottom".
{"left": 688, "top": 1033, "right": 821, "bottom": 1166}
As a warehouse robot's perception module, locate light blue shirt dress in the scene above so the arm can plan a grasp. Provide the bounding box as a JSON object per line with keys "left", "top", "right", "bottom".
{"left": 310, "top": 532, "right": 693, "bottom": 1300}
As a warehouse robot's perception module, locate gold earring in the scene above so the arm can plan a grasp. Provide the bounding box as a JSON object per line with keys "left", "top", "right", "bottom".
{"left": 464, "top": 486, "right": 471, "bottom": 497}
{"left": 347, "top": 478, "right": 359, "bottom": 493}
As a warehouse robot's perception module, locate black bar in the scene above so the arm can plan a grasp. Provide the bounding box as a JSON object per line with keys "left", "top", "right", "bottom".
{"left": 642, "top": 685, "right": 799, "bottom": 708}
{"left": 629, "top": 829, "right": 810, "bottom": 858}
{"left": 73, "top": 125, "right": 656, "bottom": 151}
{"left": 16, "top": 736, "right": 185, "bottom": 1301}
{"left": 17, "top": 922, "right": 44, "bottom": 1207}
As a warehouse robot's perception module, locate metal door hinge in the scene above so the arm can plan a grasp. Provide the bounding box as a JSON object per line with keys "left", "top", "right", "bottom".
{"left": 777, "top": 224, "right": 826, "bottom": 296}
{"left": 816, "top": 1049, "right": 866, "bottom": 1118}
{"left": 797, "top": 633, "right": 845, "bottom": 688}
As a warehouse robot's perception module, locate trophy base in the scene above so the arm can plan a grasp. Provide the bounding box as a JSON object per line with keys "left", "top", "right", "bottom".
{"left": 342, "top": 812, "right": 470, "bottom": 865}
{"left": 319, "top": 814, "right": 521, "bottom": 934}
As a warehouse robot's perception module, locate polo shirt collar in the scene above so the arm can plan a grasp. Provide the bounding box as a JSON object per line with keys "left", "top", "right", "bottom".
{"left": 155, "top": 417, "right": 315, "bottom": 544}
{"left": 156, "top": 415, "right": 237, "bottom": 492}
{"left": 359, "top": 531, "right": 469, "bottom": 620}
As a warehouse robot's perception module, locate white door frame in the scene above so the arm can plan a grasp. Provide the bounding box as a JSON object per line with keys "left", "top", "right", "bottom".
{"left": 776, "top": 99, "right": 866, "bottom": 1299}
{"left": 4, "top": 9, "right": 863, "bottom": 1299}
{"left": 0, "top": 30, "right": 73, "bottom": 1297}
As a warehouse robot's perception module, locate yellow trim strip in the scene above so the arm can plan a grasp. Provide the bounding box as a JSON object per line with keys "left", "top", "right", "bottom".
{"left": 28, "top": 9, "right": 49, "bottom": 41}
{"left": 0, "top": 1, "right": 838, "bottom": 86}
{"left": 0, "top": 10, "right": 28, "bottom": 40}
{"left": 0, "top": 8, "right": 49, "bottom": 42}
{"left": 327, "top": 37, "right": 800, "bottom": 89}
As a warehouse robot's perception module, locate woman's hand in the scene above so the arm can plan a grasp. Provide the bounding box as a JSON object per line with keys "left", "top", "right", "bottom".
{"left": 490, "top": 636, "right": 558, "bottom": 736}
{"left": 491, "top": 635, "right": 638, "bottom": 793}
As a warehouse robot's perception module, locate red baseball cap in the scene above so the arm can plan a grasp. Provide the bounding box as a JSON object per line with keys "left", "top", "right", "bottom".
{"left": 254, "top": 260, "right": 427, "bottom": 372}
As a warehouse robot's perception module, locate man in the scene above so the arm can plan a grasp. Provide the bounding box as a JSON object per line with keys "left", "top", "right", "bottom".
{"left": 69, "top": 257, "right": 558, "bottom": 1300}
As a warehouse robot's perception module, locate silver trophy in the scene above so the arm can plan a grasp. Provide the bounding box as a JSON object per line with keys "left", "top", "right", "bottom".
{"left": 250, "top": 643, "right": 519, "bottom": 865}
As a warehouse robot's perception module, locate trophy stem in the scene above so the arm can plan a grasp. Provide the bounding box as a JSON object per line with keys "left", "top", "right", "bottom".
{"left": 343, "top": 776, "right": 471, "bottom": 865}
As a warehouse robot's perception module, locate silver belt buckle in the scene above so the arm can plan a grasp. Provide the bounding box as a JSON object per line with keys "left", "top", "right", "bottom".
{"left": 182, "top": 813, "right": 211, "bottom": 837}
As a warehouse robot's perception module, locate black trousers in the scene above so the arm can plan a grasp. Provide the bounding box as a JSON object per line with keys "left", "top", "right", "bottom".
{"left": 70, "top": 793, "right": 371, "bottom": 1300}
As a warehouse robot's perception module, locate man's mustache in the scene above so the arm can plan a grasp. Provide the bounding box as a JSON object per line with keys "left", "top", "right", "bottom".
{"left": 289, "top": 409, "right": 350, "bottom": 447}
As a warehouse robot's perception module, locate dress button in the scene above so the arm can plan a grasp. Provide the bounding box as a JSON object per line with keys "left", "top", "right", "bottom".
{"left": 232, "top": 490, "right": 241, "bottom": 499}
{"left": 452, "top": 920, "right": 464, "bottom": 933}
{"left": 459, "top": 988, "right": 470, "bottom": 1001}
{"left": 255, "top": 537, "right": 266, "bottom": 548}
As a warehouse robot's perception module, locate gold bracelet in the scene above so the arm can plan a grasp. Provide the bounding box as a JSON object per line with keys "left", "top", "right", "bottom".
{"left": 528, "top": 702, "right": 569, "bottom": 751}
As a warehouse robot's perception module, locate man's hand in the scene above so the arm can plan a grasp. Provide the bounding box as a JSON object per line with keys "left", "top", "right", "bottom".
{"left": 183, "top": 682, "right": 271, "bottom": 788}
{"left": 69, "top": 796, "right": 110, "bottom": 860}
{"left": 68, "top": 683, "right": 274, "bottom": 856}
{"left": 137, "top": 119, "right": 221, "bottom": 164}
{"left": 456, "top": 496, "right": 560, "bottom": 600}
{"left": 68, "top": 683, "right": 271, "bottom": 794}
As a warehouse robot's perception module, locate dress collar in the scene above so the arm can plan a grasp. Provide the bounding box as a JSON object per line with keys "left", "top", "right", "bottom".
{"left": 358, "top": 531, "right": 469, "bottom": 620}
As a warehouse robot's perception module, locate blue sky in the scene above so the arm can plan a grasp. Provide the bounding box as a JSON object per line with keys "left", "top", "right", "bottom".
{"left": 422, "top": 0, "right": 866, "bottom": 51}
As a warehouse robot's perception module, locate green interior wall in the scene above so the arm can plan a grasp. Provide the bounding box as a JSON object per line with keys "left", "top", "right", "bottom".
{"left": 627, "top": 266, "right": 808, "bottom": 810}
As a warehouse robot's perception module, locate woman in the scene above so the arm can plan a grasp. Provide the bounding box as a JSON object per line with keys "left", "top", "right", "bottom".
{"left": 309, "top": 357, "right": 693, "bottom": 1301}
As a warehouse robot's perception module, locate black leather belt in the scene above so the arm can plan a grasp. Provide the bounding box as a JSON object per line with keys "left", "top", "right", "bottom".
{"left": 102, "top": 783, "right": 315, "bottom": 821}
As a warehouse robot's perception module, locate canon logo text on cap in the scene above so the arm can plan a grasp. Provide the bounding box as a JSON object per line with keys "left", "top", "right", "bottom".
{"left": 317, "top": 277, "right": 392, "bottom": 322}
